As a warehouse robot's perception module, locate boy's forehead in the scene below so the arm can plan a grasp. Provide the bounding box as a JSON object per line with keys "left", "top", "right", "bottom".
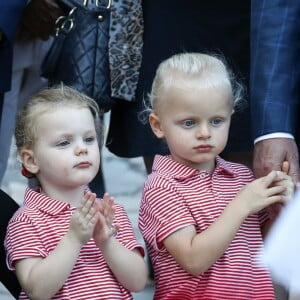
{"left": 164, "top": 75, "right": 231, "bottom": 97}
{"left": 159, "top": 82, "right": 233, "bottom": 111}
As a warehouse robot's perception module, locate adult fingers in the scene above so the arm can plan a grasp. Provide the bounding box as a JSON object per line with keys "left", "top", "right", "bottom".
{"left": 281, "top": 161, "right": 289, "bottom": 174}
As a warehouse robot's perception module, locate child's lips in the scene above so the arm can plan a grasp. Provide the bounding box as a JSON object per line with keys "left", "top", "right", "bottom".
{"left": 75, "top": 161, "right": 91, "bottom": 168}
{"left": 194, "top": 145, "right": 213, "bottom": 152}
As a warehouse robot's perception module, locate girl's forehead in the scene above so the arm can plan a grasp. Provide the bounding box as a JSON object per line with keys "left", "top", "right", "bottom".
{"left": 34, "top": 106, "right": 91, "bottom": 125}
{"left": 34, "top": 107, "right": 96, "bottom": 137}
{"left": 35, "top": 103, "right": 88, "bottom": 116}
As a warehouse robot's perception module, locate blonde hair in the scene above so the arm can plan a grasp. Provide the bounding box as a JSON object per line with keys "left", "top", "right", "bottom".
{"left": 146, "top": 52, "right": 244, "bottom": 114}
{"left": 15, "top": 85, "right": 102, "bottom": 151}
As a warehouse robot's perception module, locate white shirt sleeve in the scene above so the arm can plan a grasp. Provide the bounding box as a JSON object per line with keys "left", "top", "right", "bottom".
{"left": 254, "top": 132, "right": 294, "bottom": 144}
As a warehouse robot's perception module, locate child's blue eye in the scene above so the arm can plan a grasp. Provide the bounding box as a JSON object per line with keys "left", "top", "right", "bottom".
{"left": 85, "top": 136, "right": 95, "bottom": 143}
{"left": 182, "top": 120, "right": 195, "bottom": 128}
{"left": 211, "top": 118, "right": 222, "bottom": 126}
{"left": 56, "top": 140, "right": 70, "bottom": 147}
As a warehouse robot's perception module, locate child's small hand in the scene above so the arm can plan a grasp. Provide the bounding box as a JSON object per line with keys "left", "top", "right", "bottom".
{"left": 68, "top": 191, "right": 99, "bottom": 245}
{"left": 270, "top": 173, "right": 294, "bottom": 204}
{"left": 93, "top": 193, "right": 119, "bottom": 247}
{"left": 234, "top": 170, "right": 292, "bottom": 217}
{"left": 267, "top": 161, "right": 295, "bottom": 219}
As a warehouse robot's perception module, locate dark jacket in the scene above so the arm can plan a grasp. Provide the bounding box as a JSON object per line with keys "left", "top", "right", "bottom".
{"left": 0, "top": 0, "right": 27, "bottom": 92}
{"left": 251, "top": 0, "right": 300, "bottom": 140}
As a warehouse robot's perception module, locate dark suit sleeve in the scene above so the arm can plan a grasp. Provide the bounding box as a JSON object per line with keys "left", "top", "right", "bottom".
{"left": 250, "top": 0, "right": 300, "bottom": 139}
{"left": 0, "top": 0, "right": 27, "bottom": 92}
{"left": 0, "top": 0, "right": 27, "bottom": 43}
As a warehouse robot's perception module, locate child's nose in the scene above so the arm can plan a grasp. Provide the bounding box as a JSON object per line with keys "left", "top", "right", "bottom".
{"left": 196, "top": 124, "right": 211, "bottom": 139}
{"left": 75, "top": 143, "right": 88, "bottom": 155}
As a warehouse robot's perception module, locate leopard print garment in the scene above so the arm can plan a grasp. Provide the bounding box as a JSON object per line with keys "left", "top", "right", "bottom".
{"left": 109, "top": 0, "right": 143, "bottom": 101}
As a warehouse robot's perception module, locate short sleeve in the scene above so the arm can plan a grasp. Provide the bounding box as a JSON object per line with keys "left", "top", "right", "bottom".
{"left": 5, "top": 215, "right": 48, "bottom": 271}
{"left": 139, "top": 185, "right": 196, "bottom": 250}
{"left": 114, "top": 204, "right": 145, "bottom": 256}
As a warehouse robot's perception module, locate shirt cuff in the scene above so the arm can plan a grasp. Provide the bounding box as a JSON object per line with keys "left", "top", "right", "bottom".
{"left": 254, "top": 133, "right": 295, "bottom": 144}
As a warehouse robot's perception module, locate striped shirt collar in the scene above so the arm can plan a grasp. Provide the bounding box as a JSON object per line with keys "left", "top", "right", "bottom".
{"left": 24, "top": 188, "right": 72, "bottom": 216}
{"left": 152, "top": 155, "right": 235, "bottom": 180}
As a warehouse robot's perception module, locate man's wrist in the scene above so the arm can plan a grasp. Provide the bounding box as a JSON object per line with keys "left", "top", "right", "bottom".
{"left": 254, "top": 133, "right": 294, "bottom": 144}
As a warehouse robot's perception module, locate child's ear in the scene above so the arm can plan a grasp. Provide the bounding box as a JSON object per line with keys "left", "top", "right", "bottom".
{"left": 149, "top": 113, "right": 165, "bottom": 139}
{"left": 20, "top": 149, "right": 39, "bottom": 175}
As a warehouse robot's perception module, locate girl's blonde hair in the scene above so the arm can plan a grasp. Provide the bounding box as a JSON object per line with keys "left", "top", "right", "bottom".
{"left": 15, "top": 85, "right": 102, "bottom": 151}
{"left": 146, "top": 52, "right": 244, "bottom": 114}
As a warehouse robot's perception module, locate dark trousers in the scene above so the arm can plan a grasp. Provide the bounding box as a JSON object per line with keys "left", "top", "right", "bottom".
{"left": 0, "top": 189, "right": 21, "bottom": 298}
{"left": 0, "top": 93, "right": 21, "bottom": 298}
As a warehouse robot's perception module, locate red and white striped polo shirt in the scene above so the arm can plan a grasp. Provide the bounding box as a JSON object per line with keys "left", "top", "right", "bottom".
{"left": 139, "top": 155, "right": 275, "bottom": 300}
{"left": 5, "top": 188, "right": 144, "bottom": 299}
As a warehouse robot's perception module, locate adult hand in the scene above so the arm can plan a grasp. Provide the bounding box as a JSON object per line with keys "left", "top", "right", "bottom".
{"left": 253, "top": 138, "right": 299, "bottom": 184}
{"left": 16, "top": 0, "right": 65, "bottom": 41}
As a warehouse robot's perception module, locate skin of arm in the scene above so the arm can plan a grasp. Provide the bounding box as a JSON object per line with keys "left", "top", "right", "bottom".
{"left": 163, "top": 171, "right": 293, "bottom": 276}
{"left": 14, "top": 192, "right": 99, "bottom": 300}
{"left": 99, "top": 239, "right": 147, "bottom": 292}
{"left": 93, "top": 194, "right": 148, "bottom": 292}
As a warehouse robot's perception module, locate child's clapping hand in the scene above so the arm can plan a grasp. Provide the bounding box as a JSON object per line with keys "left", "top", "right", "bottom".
{"left": 68, "top": 191, "right": 99, "bottom": 245}
{"left": 93, "top": 193, "right": 120, "bottom": 247}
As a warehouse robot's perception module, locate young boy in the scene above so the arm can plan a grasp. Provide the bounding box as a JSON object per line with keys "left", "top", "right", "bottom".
{"left": 139, "top": 53, "right": 294, "bottom": 299}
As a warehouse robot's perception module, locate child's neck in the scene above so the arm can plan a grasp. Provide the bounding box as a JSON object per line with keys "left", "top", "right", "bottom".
{"left": 40, "top": 185, "right": 86, "bottom": 207}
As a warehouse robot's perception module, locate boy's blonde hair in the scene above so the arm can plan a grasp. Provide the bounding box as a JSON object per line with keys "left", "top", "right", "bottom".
{"left": 15, "top": 85, "right": 102, "bottom": 151}
{"left": 147, "top": 52, "right": 244, "bottom": 113}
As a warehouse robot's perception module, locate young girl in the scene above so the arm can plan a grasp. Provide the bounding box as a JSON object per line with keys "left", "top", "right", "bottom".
{"left": 138, "top": 53, "right": 294, "bottom": 299}
{"left": 5, "top": 86, "right": 148, "bottom": 299}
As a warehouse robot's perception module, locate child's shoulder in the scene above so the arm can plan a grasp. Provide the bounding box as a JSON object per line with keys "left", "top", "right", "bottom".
{"left": 7, "top": 204, "right": 34, "bottom": 226}
{"left": 221, "top": 158, "right": 254, "bottom": 178}
{"left": 144, "top": 168, "right": 176, "bottom": 191}
{"left": 226, "top": 160, "right": 252, "bottom": 171}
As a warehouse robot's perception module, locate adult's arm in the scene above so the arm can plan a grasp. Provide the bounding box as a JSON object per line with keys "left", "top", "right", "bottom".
{"left": 0, "top": 0, "right": 27, "bottom": 43}
{"left": 251, "top": 0, "right": 300, "bottom": 181}
{"left": 0, "top": 0, "right": 27, "bottom": 92}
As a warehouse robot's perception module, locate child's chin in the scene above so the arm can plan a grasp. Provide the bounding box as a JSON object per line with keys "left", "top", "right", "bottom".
{"left": 74, "top": 177, "right": 94, "bottom": 187}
